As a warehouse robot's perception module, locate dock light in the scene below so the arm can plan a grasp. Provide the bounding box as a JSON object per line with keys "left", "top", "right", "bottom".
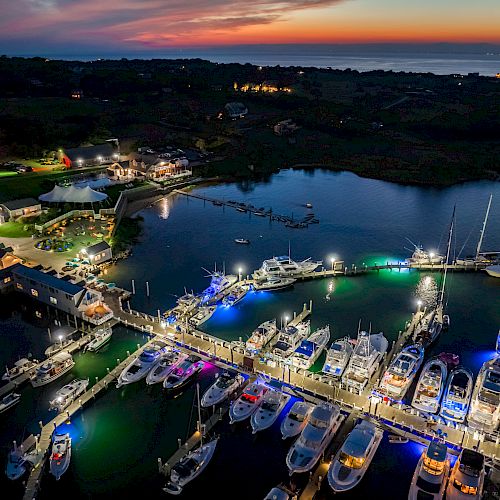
{"left": 58, "top": 335, "right": 63, "bottom": 345}
{"left": 429, "top": 252, "right": 435, "bottom": 259}
{"left": 417, "top": 300, "right": 422, "bottom": 311}
{"left": 238, "top": 267, "right": 243, "bottom": 281}
{"left": 284, "top": 315, "right": 290, "bottom": 327}
{"left": 329, "top": 256, "right": 336, "bottom": 271}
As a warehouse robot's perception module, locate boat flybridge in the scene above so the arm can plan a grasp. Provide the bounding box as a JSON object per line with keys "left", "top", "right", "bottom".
{"left": 245, "top": 319, "right": 277, "bottom": 356}
{"left": 290, "top": 325, "right": 330, "bottom": 370}
{"left": 31, "top": 352, "right": 74, "bottom": 387}
{"left": 201, "top": 372, "right": 245, "bottom": 407}
{"left": 440, "top": 367, "right": 474, "bottom": 423}
{"left": 49, "top": 433, "right": 71, "bottom": 480}
{"left": 222, "top": 284, "right": 250, "bottom": 307}
{"left": 378, "top": 344, "right": 424, "bottom": 400}
{"left": 280, "top": 401, "right": 314, "bottom": 440}
{"left": 322, "top": 337, "right": 353, "bottom": 378}
{"left": 251, "top": 389, "right": 291, "bottom": 433}
{"left": 254, "top": 255, "right": 322, "bottom": 280}
{"left": 411, "top": 358, "right": 447, "bottom": 414}
{"left": 446, "top": 449, "right": 485, "bottom": 500}
{"left": 468, "top": 356, "right": 500, "bottom": 432}
{"left": 408, "top": 441, "right": 450, "bottom": 500}
{"left": 327, "top": 419, "right": 382, "bottom": 493}
{"left": 49, "top": 378, "right": 89, "bottom": 412}
{"left": 271, "top": 321, "right": 310, "bottom": 362}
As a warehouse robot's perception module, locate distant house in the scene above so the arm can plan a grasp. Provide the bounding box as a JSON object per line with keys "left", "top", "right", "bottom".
{"left": 0, "top": 247, "right": 22, "bottom": 271}
{"left": 107, "top": 159, "right": 148, "bottom": 179}
{"left": 274, "top": 119, "right": 299, "bottom": 136}
{"left": 146, "top": 158, "right": 191, "bottom": 181}
{"left": 79, "top": 241, "right": 112, "bottom": 265}
{"left": 0, "top": 198, "right": 41, "bottom": 222}
{"left": 224, "top": 102, "right": 248, "bottom": 119}
{"left": 60, "top": 143, "right": 117, "bottom": 168}
{"left": 70, "top": 89, "right": 84, "bottom": 99}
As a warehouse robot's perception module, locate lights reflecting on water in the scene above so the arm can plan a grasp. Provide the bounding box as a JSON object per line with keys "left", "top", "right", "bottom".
{"left": 415, "top": 274, "right": 438, "bottom": 309}
{"left": 159, "top": 197, "right": 171, "bottom": 220}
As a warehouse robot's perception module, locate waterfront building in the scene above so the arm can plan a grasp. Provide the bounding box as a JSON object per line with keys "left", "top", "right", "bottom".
{"left": 59, "top": 143, "right": 116, "bottom": 168}
{"left": 0, "top": 198, "right": 41, "bottom": 223}
{"left": 79, "top": 241, "right": 113, "bottom": 265}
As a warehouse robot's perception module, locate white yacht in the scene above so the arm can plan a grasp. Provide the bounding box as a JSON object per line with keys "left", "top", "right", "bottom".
{"left": 254, "top": 277, "right": 296, "bottom": 292}
{"left": 176, "top": 293, "right": 201, "bottom": 311}
{"left": 31, "top": 352, "right": 74, "bottom": 387}
{"left": 45, "top": 338, "right": 74, "bottom": 357}
{"left": 5, "top": 448, "right": 29, "bottom": 480}
{"left": 251, "top": 390, "right": 291, "bottom": 433}
{"left": 468, "top": 356, "right": 500, "bottom": 432}
{"left": 409, "top": 441, "right": 450, "bottom": 500}
{"left": 163, "top": 438, "right": 218, "bottom": 495}
{"left": 2, "top": 358, "right": 38, "bottom": 381}
{"left": 201, "top": 372, "right": 244, "bottom": 407}
{"left": 327, "top": 420, "right": 382, "bottom": 492}
{"left": 322, "top": 337, "right": 353, "bottom": 377}
{"left": 201, "top": 271, "right": 238, "bottom": 303}
{"left": 254, "top": 255, "right": 322, "bottom": 280}
{"left": 222, "top": 284, "right": 249, "bottom": 307}
{"left": 407, "top": 245, "right": 444, "bottom": 265}
{"left": 286, "top": 403, "right": 344, "bottom": 474}
{"left": 342, "top": 331, "right": 388, "bottom": 393}
{"left": 271, "top": 321, "right": 310, "bottom": 361}
{"left": 85, "top": 327, "right": 112, "bottom": 352}
{"left": 281, "top": 401, "right": 314, "bottom": 439}
{"left": 245, "top": 319, "right": 277, "bottom": 355}
{"left": 49, "top": 378, "right": 89, "bottom": 412}
{"left": 412, "top": 358, "right": 447, "bottom": 414}
{"left": 413, "top": 306, "right": 444, "bottom": 348}
{"left": 229, "top": 382, "right": 268, "bottom": 423}
{"left": 290, "top": 325, "right": 330, "bottom": 370}
{"left": 49, "top": 433, "right": 71, "bottom": 480}
{"left": 378, "top": 344, "right": 424, "bottom": 399}
{"left": 189, "top": 306, "right": 217, "bottom": 327}
{"left": 163, "top": 355, "right": 204, "bottom": 391}
{"left": 440, "top": 367, "right": 474, "bottom": 423}
{"left": 146, "top": 351, "right": 187, "bottom": 385}
{"left": 0, "top": 392, "right": 21, "bottom": 414}
{"left": 116, "top": 342, "right": 167, "bottom": 388}
{"left": 264, "top": 484, "right": 295, "bottom": 500}
{"left": 446, "top": 449, "right": 485, "bottom": 500}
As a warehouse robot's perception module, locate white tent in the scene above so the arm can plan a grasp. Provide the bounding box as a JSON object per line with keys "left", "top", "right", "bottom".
{"left": 39, "top": 185, "right": 108, "bottom": 204}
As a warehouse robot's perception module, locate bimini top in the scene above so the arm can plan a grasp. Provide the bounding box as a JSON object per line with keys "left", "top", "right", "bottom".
{"left": 294, "top": 340, "right": 317, "bottom": 357}
{"left": 39, "top": 185, "right": 108, "bottom": 204}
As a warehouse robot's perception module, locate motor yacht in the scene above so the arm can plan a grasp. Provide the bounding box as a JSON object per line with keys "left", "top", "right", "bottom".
{"left": 446, "top": 449, "right": 485, "bottom": 499}
{"left": 49, "top": 378, "right": 89, "bottom": 412}
{"left": 290, "top": 326, "right": 330, "bottom": 370}
{"left": 251, "top": 390, "right": 291, "bottom": 433}
{"left": 245, "top": 319, "right": 277, "bottom": 355}
{"left": 0, "top": 393, "right": 21, "bottom": 414}
{"left": 146, "top": 351, "right": 187, "bottom": 385}
{"left": 440, "top": 367, "right": 474, "bottom": 423}
{"left": 271, "top": 321, "right": 310, "bottom": 362}
{"left": 116, "top": 342, "right": 167, "bottom": 388}
{"left": 163, "top": 355, "right": 204, "bottom": 391}
{"left": 189, "top": 306, "right": 217, "bottom": 327}
{"left": 253, "top": 277, "right": 296, "bottom": 292}
{"left": 229, "top": 382, "right": 268, "bottom": 423}
{"left": 322, "top": 337, "right": 353, "bottom": 377}
{"left": 327, "top": 420, "right": 382, "bottom": 492}
{"left": 281, "top": 401, "right": 314, "bottom": 440}
{"left": 286, "top": 403, "right": 344, "bottom": 474}
{"left": 406, "top": 245, "right": 444, "bottom": 265}
{"left": 254, "top": 255, "right": 322, "bottom": 280}
{"left": 2, "top": 358, "right": 38, "bottom": 381}
{"left": 49, "top": 433, "right": 71, "bottom": 480}
{"left": 412, "top": 358, "right": 447, "bottom": 414}
{"left": 378, "top": 344, "right": 424, "bottom": 399}
{"left": 468, "top": 356, "right": 500, "bottom": 432}
{"left": 201, "top": 372, "right": 245, "bottom": 407}
{"left": 31, "top": 352, "right": 74, "bottom": 387}
{"left": 408, "top": 441, "right": 450, "bottom": 500}
{"left": 176, "top": 293, "right": 201, "bottom": 311}
{"left": 85, "top": 327, "right": 112, "bottom": 352}
{"left": 342, "top": 331, "right": 388, "bottom": 393}
{"left": 201, "top": 271, "right": 237, "bottom": 303}
{"left": 222, "top": 284, "right": 249, "bottom": 307}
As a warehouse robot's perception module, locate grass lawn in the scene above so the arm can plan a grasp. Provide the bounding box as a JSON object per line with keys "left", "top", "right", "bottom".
{"left": 0, "top": 171, "right": 18, "bottom": 178}
{"left": 0, "top": 221, "right": 32, "bottom": 238}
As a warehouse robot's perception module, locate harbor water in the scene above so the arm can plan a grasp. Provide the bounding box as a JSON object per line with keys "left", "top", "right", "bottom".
{"left": 1, "top": 170, "right": 499, "bottom": 499}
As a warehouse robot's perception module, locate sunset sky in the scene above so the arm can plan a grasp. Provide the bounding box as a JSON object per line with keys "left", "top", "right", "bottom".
{"left": 1, "top": 0, "right": 499, "bottom": 54}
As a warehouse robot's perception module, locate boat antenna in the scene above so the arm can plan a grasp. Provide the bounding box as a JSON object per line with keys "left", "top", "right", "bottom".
{"left": 440, "top": 206, "right": 455, "bottom": 306}
{"left": 288, "top": 240, "right": 291, "bottom": 260}
{"left": 223, "top": 261, "right": 226, "bottom": 275}
{"left": 214, "top": 262, "right": 217, "bottom": 273}
{"left": 368, "top": 321, "right": 372, "bottom": 334}
{"left": 405, "top": 237, "right": 418, "bottom": 249}
{"left": 196, "top": 383, "right": 203, "bottom": 446}
{"left": 357, "top": 318, "right": 362, "bottom": 334}
{"left": 475, "top": 194, "right": 493, "bottom": 260}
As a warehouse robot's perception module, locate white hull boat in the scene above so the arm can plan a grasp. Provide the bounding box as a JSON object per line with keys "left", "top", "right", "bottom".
{"left": 201, "top": 372, "right": 245, "bottom": 407}
{"left": 229, "top": 382, "right": 268, "bottom": 423}
{"left": 290, "top": 325, "right": 330, "bottom": 370}
{"left": 271, "top": 321, "right": 310, "bottom": 361}
{"left": 222, "top": 285, "right": 249, "bottom": 307}
{"left": 45, "top": 339, "right": 73, "bottom": 358}
{"left": 0, "top": 392, "right": 21, "bottom": 414}
{"left": 485, "top": 265, "right": 500, "bottom": 278}
{"left": 189, "top": 306, "right": 217, "bottom": 327}
{"left": 2, "top": 358, "right": 38, "bottom": 381}
{"left": 245, "top": 319, "right": 277, "bottom": 355}
{"left": 322, "top": 337, "right": 353, "bottom": 377}
{"left": 440, "top": 367, "right": 473, "bottom": 423}
{"left": 412, "top": 358, "right": 447, "bottom": 414}
{"left": 286, "top": 403, "right": 344, "bottom": 474}
{"left": 116, "top": 342, "right": 167, "bottom": 387}
{"left": 281, "top": 401, "right": 314, "bottom": 439}
{"left": 254, "top": 255, "right": 322, "bottom": 280}
{"left": 201, "top": 271, "right": 237, "bottom": 303}
{"left": 163, "top": 355, "right": 204, "bottom": 391}
{"left": 146, "top": 351, "right": 187, "bottom": 385}
{"left": 327, "top": 419, "right": 382, "bottom": 492}
{"left": 406, "top": 245, "right": 444, "bottom": 265}
{"left": 176, "top": 293, "right": 201, "bottom": 311}
{"left": 251, "top": 390, "right": 291, "bottom": 433}
{"left": 85, "top": 327, "right": 112, "bottom": 352}
{"left": 49, "top": 378, "right": 89, "bottom": 412}
{"left": 446, "top": 449, "right": 485, "bottom": 500}
{"left": 413, "top": 305, "right": 443, "bottom": 348}
{"left": 264, "top": 485, "right": 294, "bottom": 500}
{"left": 254, "top": 277, "right": 296, "bottom": 291}
{"left": 31, "top": 352, "right": 74, "bottom": 387}
{"left": 49, "top": 433, "right": 71, "bottom": 480}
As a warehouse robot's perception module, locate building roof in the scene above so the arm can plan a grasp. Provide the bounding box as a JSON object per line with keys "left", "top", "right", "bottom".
{"left": 84, "top": 241, "right": 111, "bottom": 254}
{"left": 1, "top": 198, "right": 40, "bottom": 211}
{"left": 64, "top": 143, "right": 114, "bottom": 162}
{"left": 11, "top": 264, "right": 84, "bottom": 296}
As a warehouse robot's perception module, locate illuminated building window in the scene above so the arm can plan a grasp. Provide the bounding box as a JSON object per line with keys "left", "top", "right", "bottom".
{"left": 3, "top": 277, "right": 11, "bottom": 284}
{"left": 16, "top": 283, "right": 23, "bottom": 290}
{"left": 31, "top": 289, "right": 39, "bottom": 297}
{"left": 50, "top": 296, "right": 58, "bottom": 305}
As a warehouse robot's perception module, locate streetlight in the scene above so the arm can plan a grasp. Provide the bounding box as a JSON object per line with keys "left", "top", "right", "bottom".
{"left": 330, "top": 257, "right": 336, "bottom": 271}
{"left": 284, "top": 315, "right": 290, "bottom": 327}
{"left": 58, "top": 335, "right": 63, "bottom": 346}
{"left": 417, "top": 300, "right": 422, "bottom": 311}
{"left": 238, "top": 267, "right": 243, "bottom": 282}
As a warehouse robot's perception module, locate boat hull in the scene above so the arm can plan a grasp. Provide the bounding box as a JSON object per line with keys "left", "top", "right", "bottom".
{"left": 31, "top": 361, "right": 75, "bottom": 388}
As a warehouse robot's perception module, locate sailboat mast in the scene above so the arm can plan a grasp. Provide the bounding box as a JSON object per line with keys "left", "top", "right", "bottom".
{"left": 475, "top": 194, "right": 493, "bottom": 260}
{"left": 440, "top": 207, "right": 455, "bottom": 305}
{"left": 196, "top": 383, "right": 203, "bottom": 445}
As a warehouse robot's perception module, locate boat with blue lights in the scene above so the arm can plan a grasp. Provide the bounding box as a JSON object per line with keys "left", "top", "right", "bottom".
{"left": 446, "top": 448, "right": 485, "bottom": 500}
{"left": 245, "top": 319, "right": 277, "bottom": 355}
{"left": 146, "top": 350, "right": 187, "bottom": 385}
{"left": 49, "top": 378, "right": 89, "bottom": 412}
{"left": 49, "top": 433, "right": 71, "bottom": 480}
{"left": 439, "top": 366, "right": 474, "bottom": 423}
{"left": 290, "top": 325, "right": 330, "bottom": 370}
{"left": 189, "top": 305, "right": 217, "bottom": 327}
{"left": 270, "top": 320, "right": 311, "bottom": 362}
{"left": 201, "top": 270, "right": 237, "bottom": 303}
{"left": 496, "top": 330, "right": 500, "bottom": 355}
{"left": 229, "top": 382, "right": 268, "bottom": 423}
{"left": 411, "top": 357, "right": 447, "bottom": 414}
{"left": 5, "top": 447, "right": 29, "bottom": 480}
{"left": 281, "top": 401, "right": 314, "bottom": 440}
{"left": 163, "top": 355, "right": 204, "bottom": 391}
{"left": 322, "top": 337, "right": 353, "bottom": 378}
{"left": 251, "top": 389, "right": 291, "bottom": 433}
{"left": 201, "top": 371, "right": 245, "bottom": 407}
{"left": 253, "top": 255, "right": 322, "bottom": 280}
{"left": 222, "top": 284, "right": 249, "bottom": 307}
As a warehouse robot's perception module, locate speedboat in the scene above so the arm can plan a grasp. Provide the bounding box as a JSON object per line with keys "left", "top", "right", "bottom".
{"left": 45, "top": 338, "right": 74, "bottom": 357}
{"left": 253, "top": 277, "right": 296, "bottom": 292}
{"left": 406, "top": 245, "right": 444, "bottom": 265}
{"left": 327, "top": 419, "right": 382, "bottom": 492}
{"left": 49, "top": 433, "right": 71, "bottom": 480}
{"left": 412, "top": 358, "right": 447, "bottom": 414}
{"left": 251, "top": 390, "right": 291, "bottom": 433}
{"left": 146, "top": 351, "right": 187, "bottom": 385}
{"left": 271, "top": 321, "right": 310, "bottom": 361}
{"left": 412, "top": 306, "right": 444, "bottom": 348}
{"left": 201, "top": 372, "right": 244, "bottom": 407}
{"left": 31, "top": 352, "right": 74, "bottom": 387}
{"left": 290, "top": 325, "right": 330, "bottom": 370}
{"left": 281, "top": 401, "right": 314, "bottom": 439}
{"left": 163, "top": 438, "right": 218, "bottom": 496}
{"left": 468, "top": 356, "right": 500, "bottom": 432}
{"left": 201, "top": 271, "right": 238, "bottom": 303}
{"left": 322, "top": 337, "right": 353, "bottom": 377}
{"left": 254, "top": 255, "right": 322, "bottom": 280}
{"left": 85, "top": 327, "right": 112, "bottom": 352}
{"left": 5, "top": 448, "right": 29, "bottom": 480}
{"left": 116, "top": 342, "right": 167, "bottom": 387}
{"left": 229, "top": 382, "right": 268, "bottom": 423}
{"left": 49, "top": 378, "right": 89, "bottom": 412}
{"left": 163, "top": 355, "right": 204, "bottom": 391}
{"left": 0, "top": 392, "right": 21, "bottom": 414}
{"left": 245, "top": 319, "right": 277, "bottom": 355}
{"left": 409, "top": 441, "right": 450, "bottom": 500}
{"left": 189, "top": 306, "right": 217, "bottom": 327}
{"left": 342, "top": 331, "right": 388, "bottom": 393}
{"left": 440, "top": 367, "right": 474, "bottom": 423}
{"left": 234, "top": 238, "right": 250, "bottom": 244}
{"left": 446, "top": 449, "right": 485, "bottom": 499}
{"left": 286, "top": 403, "right": 344, "bottom": 474}
{"left": 377, "top": 344, "right": 424, "bottom": 400}
{"left": 2, "top": 358, "right": 38, "bottom": 381}
{"left": 222, "top": 284, "right": 249, "bottom": 307}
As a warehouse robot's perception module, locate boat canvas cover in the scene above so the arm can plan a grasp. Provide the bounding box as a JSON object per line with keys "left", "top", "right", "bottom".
{"left": 39, "top": 185, "right": 108, "bottom": 203}
{"left": 460, "top": 450, "right": 484, "bottom": 475}
{"left": 52, "top": 352, "right": 72, "bottom": 363}
{"left": 295, "top": 340, "right": 317, "bottom": 357}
